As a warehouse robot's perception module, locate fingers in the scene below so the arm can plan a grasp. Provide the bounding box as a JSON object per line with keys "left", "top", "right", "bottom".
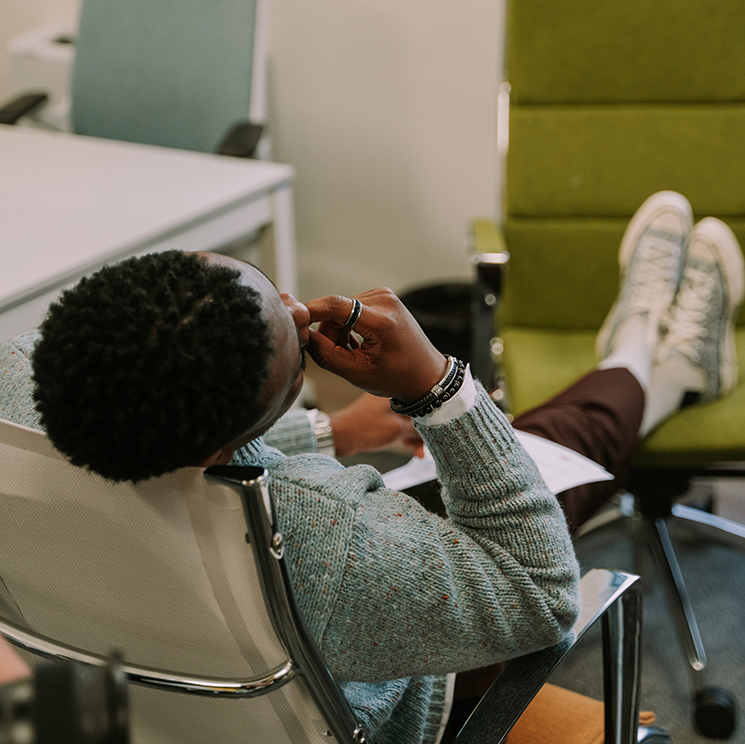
{"left": 405, "top": 439, "right": 426, "bottom": 458}
{"left": 305, "top": 294, "right": 360, "bottom": 327}
{"left": 306, "top": 287, "right": 446, "bottom": 400}
{"left": 308, "top": 328, "right": 375, "bottom": 388}
{"left": 306, "top": 288, "right": 398, "bottom": 338}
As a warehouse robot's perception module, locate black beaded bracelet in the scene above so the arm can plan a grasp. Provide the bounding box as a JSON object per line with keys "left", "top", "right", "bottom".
{"left": 389, "top": 356, "right": 467, "bottom": 418}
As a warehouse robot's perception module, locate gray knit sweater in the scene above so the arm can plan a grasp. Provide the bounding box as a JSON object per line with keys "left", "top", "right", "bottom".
{"left": 0, "top": 330, "right": 580, "bottom": 744}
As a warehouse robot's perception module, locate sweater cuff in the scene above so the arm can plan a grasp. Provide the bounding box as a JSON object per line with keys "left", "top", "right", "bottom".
{"left": 413, "top": 365, "right": 478, "bottom": 426}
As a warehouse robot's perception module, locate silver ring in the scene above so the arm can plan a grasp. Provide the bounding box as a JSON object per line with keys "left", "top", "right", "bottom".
{"left": 341, "top": 298, "right": 362, "bottom": 329}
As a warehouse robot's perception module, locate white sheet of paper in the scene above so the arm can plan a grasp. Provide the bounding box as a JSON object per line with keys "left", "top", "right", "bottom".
{"left": 381, "top": 430, "right": 612, "bottom": 495}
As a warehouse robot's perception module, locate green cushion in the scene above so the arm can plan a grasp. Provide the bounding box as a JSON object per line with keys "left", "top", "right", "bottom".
{"left": 501, "top": 218, "right": 626, "bottom": 329}
{"left": 501, "top": 327, "right": 597, "bottom": 415}
{"left": 501, "top": 0, "right": 745, "bottom": 470}
{"left": 508, "top": 105, "right": 745, "bottom": 218}
{"left": 501, "top": 327, "right": 745, "bottom": 466}
{"left": 501, "top": 218, "right": 745, "bottom": 329}
{"left": 508, "top": 0, "right": 745, "bottom": 104}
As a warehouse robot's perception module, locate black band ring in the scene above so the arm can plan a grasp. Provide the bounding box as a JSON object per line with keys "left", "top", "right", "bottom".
{"left": 341, "top": 298, "right": 362, "bottom": 329}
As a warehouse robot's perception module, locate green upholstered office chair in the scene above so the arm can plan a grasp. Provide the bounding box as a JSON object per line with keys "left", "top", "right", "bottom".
{"left": 0, "top": 0, "right": 268, "bottom": 158}
{"left": 471, "top": 0, "right": 745, "bottom": 738}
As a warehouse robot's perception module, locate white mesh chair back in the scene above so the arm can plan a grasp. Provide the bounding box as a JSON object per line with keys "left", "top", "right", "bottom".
{"left": 0, "top": 418, "right": 346, "bottom": 744}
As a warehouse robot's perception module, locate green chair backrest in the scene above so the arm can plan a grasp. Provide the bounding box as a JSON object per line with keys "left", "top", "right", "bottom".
{"left": 71, "top": 0, "right": 259, "bottom": 153}
{"left": 501, "top": 0, "right": 745, "bottom": 330}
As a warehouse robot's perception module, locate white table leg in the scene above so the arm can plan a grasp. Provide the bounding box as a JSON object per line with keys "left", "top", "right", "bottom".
{"left": 270, "top": 186, "right": 298, "bottom": 297}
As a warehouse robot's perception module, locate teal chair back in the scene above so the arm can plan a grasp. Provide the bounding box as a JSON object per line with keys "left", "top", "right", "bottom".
{"left": 497, "top": 0, "right": 745, "bottom": 464}
{"left": 71, "top": 0, "right": 261, "bottom": 153}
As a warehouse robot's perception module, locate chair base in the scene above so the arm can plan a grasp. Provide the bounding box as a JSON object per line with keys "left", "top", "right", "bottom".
{"left": 576, "top": 490, "right": 744, "bottom": 739}
{"left": 694, "top": 686, "right": 737, "bottom": 739}
{"left": 638, "top": 724, "right": 671, "bottom": 743}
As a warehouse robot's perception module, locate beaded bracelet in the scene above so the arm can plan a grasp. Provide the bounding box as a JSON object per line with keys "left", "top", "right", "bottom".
{"left": 389, "top": 356, "right": 467, "bottom": 418}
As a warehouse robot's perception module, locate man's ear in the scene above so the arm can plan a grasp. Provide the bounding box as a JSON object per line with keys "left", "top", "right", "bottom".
{"left": 199, "top": 446, "right": 236, "bottom": 468}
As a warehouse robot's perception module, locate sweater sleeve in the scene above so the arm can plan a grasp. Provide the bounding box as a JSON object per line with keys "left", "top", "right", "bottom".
{"left": 0, "top": 330, "right": 43, "bottom": 431}
{"left": 262, "top": 408, "right": 318, "bottom": 455}
{"left": 272, "top": 384, "right": 580, "bottom": 683}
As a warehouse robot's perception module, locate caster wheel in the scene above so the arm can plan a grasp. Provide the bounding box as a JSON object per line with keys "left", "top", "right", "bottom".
{"left": 694, "top": 686, "right": 737, "bottom": 738}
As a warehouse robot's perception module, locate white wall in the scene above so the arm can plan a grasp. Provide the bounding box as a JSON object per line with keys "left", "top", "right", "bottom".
{"left": 0, "top": 0, "right": 503, "bottom": 301}
{"left": 0, "top": 0, "right": 79, "bottom": 94}
{"left": 269, "top": 0, "right": 503, "bottom": 299}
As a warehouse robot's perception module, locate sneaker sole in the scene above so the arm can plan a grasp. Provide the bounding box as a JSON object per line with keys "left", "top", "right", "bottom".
{"left": 689, "top": 217, "right": 745, "bottom": 396}
{"left": 596, "top": 191, "right": 693, "bottom": 360}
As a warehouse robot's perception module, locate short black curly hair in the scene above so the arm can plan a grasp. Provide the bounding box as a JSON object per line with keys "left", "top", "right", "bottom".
{"left": 32, "top": 251, "right": 272, "bottom": 482}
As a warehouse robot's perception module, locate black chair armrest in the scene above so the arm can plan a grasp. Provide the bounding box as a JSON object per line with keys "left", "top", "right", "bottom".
{"left": 0, "top": 92, "right": 49, "bottom": 125}
{"left": 217, "top": 121, "right": 264, "bottom": 158}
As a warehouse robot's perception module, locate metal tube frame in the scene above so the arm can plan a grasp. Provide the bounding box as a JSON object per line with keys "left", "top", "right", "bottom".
{"left": 0, "top": 616, "right": 295, "bottom": 699}
{"left": 1, "top": 466, "right": 366, "bottom": 742}
{"left": 206, "top": 465, "right": 367, "bottom": 744}
{"left": 453, "top": 569, "right": 665, "bottom": 744}
{"left": 602, "top": 585, "right": 643, "bottom": 744}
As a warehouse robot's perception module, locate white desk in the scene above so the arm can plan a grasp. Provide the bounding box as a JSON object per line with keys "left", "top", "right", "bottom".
{"left": 0, "top": 125, "right": 296, "bottom": 340}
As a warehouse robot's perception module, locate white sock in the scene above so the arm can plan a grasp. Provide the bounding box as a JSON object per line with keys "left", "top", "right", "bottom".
{"left": 639, "top": 353, "right": 706, "bottom": 437}
{"left": 596, "top": 316, "right": 655, "bottom": 394}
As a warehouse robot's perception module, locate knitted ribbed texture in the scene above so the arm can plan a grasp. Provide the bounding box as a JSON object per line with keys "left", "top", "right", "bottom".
{"left": 0, "top": 334, "right": 580, "bottom": 744}
{"left": 0, "top": 330, "right": 43, "bottom": 430}
{"left": 262, "top": 408, "right": 317, "bottom": 455}
{"left": 244, "top": 385, "right": 579, "bottom": 744}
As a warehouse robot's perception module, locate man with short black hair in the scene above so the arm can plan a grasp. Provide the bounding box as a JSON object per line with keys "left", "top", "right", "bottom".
{"left": 2, "top": 190, "right": 741, "bottom": 744}
{"left": 4, "top": 249, "right": 581, "bottom": 744}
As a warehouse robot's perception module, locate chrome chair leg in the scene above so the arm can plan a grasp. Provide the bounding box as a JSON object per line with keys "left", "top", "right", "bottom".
{"left": 671, "top": 502, "right": 745, "bottom": 544}
{"left": 643, "top": 516, "right": 706, "bottom": 674}
{"left": 602, "top": 584, "right": 643, "bottom": 744}
{"left": 575, "top": 493, "right": 636, "bottom": 539}
{"left": 641, "top": 515, "right": 738, "bottom": 737}
{"left": 637, "top": 724, "right": 671, "bottom": 743}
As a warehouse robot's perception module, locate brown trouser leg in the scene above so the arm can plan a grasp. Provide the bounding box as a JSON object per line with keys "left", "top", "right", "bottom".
{"left": 512, "top": 366, "right": 644, "bottom": 532}
{"left": 446, "top": 368, "right": 645, "bottom": 741}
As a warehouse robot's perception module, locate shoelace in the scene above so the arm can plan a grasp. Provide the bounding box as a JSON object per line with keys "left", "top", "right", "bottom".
{"left": 659, "top": 264, "right": 716, "bottom": 362}
{"left": 623, "top": 235, "right": 682, "bottom": 317}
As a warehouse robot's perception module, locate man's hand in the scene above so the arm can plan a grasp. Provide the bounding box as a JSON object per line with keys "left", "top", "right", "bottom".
{"left": 329, "top": 393, "right": 425, "bottom": 458}
{"left": 307, "top": 288, "right": 447, "bottom": 402}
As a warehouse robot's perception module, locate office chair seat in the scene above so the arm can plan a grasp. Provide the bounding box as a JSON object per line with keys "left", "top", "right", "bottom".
{"left": 502, "top": 328, "right": 745, "bottom": 466}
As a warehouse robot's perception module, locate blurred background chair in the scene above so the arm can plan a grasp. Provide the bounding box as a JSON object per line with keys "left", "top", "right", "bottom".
{"left": 471, "top": 0, "right": 745, "bottom": 738}
{"left": 1, "top": 0, "right": 269, "bottom": 159}
{"left": 0, "top": 0, "right": 297, "bottom": 305}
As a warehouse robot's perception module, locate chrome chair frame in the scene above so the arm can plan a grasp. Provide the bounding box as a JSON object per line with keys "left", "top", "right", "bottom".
{"left": 1, "top": 466, "right": 366, "bottom": 744}
{"left": 453, "top": 569, "right": 668, "bottom": 744}
{"left": 1, "top": 570, "right": 665, "bottom": 743}
{"left": 0, "top": 463, "right": 666, "bottom": 743}
{"left": 578, "top": 489, "right": 745, "bottom": 690}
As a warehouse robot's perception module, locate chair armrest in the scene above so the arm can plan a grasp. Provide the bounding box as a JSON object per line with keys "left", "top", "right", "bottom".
{"left": 470, "top": 219, "right": 508, "bottom": 255}
{"left": 455, "top": 569, "right": 646, "bottom": 744}
{"left": 0, "top": 92, "right": 49, "bottom": 125}
{"left": 217, "top": 120, "right": 264, "bottom": 158}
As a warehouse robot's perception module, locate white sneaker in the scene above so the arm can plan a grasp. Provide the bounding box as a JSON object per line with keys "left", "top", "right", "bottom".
{"left": 655, "top": 217, "right": 745, "bottom": 403}
{"left": 596, "top": 191, "right": 692, "bottom": 360}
